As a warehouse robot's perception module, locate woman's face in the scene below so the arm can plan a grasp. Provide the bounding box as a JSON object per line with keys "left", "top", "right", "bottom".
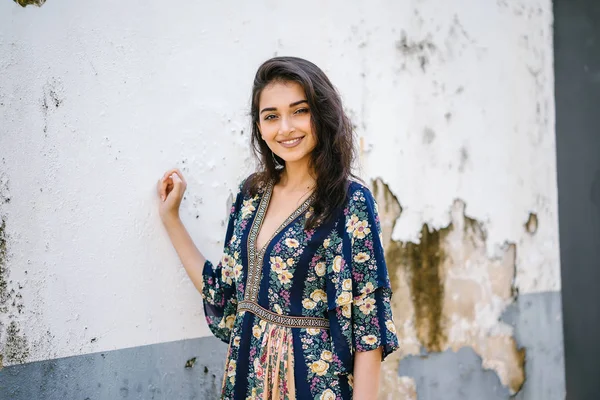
{"left": 257, "top": 81, "right": 316, "bottom": 168}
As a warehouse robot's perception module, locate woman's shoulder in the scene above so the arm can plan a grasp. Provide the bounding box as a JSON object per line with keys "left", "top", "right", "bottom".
{"left": 345, "top": 178, "right": 375, "bottom": 205}
{"left": 231, "top": 172, "right": 271, "bottom": 205}
{"left": 331, "top": 178, "right": 377, "bottom": 224}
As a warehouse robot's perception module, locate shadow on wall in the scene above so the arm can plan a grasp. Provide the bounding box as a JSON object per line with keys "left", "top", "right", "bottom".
{"left": 372, "top": 178, "right": 526, "bottom": 399}
{"left": 14, "top": 0, "right": 46, "bottom": 7}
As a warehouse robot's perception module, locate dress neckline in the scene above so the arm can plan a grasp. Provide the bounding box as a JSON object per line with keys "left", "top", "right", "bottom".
{"left": 244, "top": 179, "right": 315, "bottom": 303}
{"left": 254, "top": 180, "right": 315, "bottom": 254}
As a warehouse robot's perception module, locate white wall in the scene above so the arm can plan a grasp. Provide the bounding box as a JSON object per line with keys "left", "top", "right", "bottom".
{"left": 0, "top": 0, "right": 557, "bottom": 374}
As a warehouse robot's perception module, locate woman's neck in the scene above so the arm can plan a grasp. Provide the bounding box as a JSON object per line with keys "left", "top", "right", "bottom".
{"left": 279, "top": 159, "right": 315, "bottom": 192}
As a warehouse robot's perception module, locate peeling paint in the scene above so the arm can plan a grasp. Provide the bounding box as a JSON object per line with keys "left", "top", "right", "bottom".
{"left": 525, "top": 213, "right": 538, "bottom": 234}
{"left": 14, "top": 0, "right": 46, "bottom": 7}
{"left": 373, "top": 179, "right": 525, "bottom": 398}
{"left": 185, "top": 357, "right": 197, "bottom": 369}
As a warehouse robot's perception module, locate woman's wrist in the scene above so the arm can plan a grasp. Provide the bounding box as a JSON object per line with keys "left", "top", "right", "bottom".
{"left": 161, "top": 213, "right": 182, "bottom": 229}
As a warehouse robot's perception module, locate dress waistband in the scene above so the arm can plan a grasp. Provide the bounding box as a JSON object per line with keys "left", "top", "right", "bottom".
{"left": 238, "top": 300, "right": 330, "bottom": 329}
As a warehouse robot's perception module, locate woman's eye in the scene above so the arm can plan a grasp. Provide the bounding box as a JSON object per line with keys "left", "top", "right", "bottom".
{"left": 295, "top": 108, "right": 309, "bottom": 114}
{"left": 264, "top": 114, "right": 277, "bottom": 121}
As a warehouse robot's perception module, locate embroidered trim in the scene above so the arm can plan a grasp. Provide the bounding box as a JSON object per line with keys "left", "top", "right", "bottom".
{"left": 245, "top": 180, "right": 315, "bottom": 302}
{"left": 239, "top": 300, "right": 329, "bottom": 329}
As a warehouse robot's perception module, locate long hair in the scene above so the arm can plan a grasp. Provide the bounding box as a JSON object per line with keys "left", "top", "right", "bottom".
{"left": 245, "top": 56, "right": 357, "bottom": 230}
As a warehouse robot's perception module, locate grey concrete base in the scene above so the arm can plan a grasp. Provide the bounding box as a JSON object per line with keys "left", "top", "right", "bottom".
{"left": 507, "top": 291, "right": 566, "bottom": 400}
{"left": 0, "top": 291, "right": 564, "bottom": 400}
{"left": 399, "top": 346, "right": 511, "bottom": 399}
{"left": 398, "top": 291, "right": 565, "bottom": 400}
{"left": 0, "top": 336, "right": 229, "bottom": 400}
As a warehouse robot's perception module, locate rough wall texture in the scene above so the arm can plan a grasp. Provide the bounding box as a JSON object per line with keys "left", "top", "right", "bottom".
{"left": 0, "top": 0, "right": 564, "bottom": 398}
{"left": 374, "top": 180, "right": 525, "bottom": 398}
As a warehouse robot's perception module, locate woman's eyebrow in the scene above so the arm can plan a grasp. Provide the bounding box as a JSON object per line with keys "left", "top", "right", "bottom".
{"left": 290, "top": 99, "right": 308, "bottom": 107}
{"left": 260, "top": 99, "right": 308, "bottom": 114}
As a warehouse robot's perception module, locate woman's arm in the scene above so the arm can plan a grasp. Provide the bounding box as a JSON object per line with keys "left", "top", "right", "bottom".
{"left": 353, "top": 346, "right": 383, "bottom": 399}
{"left": 162, "top": 217, "right": 206, "bottom": 293}
{"left": 158, "top": 169, "right": 206, "bottom": 293}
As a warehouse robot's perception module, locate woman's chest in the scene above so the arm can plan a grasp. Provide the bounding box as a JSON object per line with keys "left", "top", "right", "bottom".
{"left": 228, "top": 194, "right": 337, "bottom": 313}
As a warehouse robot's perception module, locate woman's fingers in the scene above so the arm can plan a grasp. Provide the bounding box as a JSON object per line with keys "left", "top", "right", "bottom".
{"left": 161, "top": 168, "right": 185, "bottom": 183}
{"left": 157, "top": 177, "right": 169, "bottom": 202}
{"left": 170, "top": 169, "right": 187, "bottom": 186}
{"left": 170, "top": 172, "right": 187, "bottom": 196}
{"left": 156, "top": 168, "right": 187, "bottom": 206}
{"left": 157, "top": 168, "right": 187, "bottom": 203}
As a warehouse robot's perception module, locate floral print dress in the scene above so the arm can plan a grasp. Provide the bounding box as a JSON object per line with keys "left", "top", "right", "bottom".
{"left": 201, "top": 178, "right": 399, "bottom": 399}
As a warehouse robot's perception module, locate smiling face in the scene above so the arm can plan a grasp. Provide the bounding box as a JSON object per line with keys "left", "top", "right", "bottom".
{"left": 257, "top": 81, "right": 317, "bottom": 169}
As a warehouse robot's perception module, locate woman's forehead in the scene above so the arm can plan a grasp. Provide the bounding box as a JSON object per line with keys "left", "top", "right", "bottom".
{"left": 259, "top": 81, "right": 306, "bottom": 106}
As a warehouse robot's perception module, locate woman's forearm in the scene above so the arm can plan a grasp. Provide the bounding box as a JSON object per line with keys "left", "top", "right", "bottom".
{"left": 162, "top": 216, "right": 206, "bottom": 293}
{"left": 353, "top": 347, "right": 383, "bottom": 399}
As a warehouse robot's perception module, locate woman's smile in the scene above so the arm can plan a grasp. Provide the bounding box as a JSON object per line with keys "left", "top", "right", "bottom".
{"left": 278, "top": 136, "right": 305, "bottom": 148}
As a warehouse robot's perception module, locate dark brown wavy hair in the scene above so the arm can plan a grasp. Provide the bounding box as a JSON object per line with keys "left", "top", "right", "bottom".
{"left": 244, "top": 56, "right": 357, "bottom": 230}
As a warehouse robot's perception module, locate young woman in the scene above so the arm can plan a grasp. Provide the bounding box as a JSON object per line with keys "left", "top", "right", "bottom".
{"left": 157, "top": 57, "right": 399, "bottom": 399}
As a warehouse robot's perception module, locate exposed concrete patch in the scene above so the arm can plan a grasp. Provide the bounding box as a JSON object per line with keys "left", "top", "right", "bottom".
{"left": 373, "top": 179, "right": 525, "bottom": 398}
{"left": 14, "top": 0, "right": 46, "bottom": 7}
{"left": 0, "top": 335, "right": 228, "bottom": 400}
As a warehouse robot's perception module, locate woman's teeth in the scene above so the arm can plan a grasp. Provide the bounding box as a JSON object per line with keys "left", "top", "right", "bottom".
{"left": 279, "top": 137, "right": 304, "bottom": 146}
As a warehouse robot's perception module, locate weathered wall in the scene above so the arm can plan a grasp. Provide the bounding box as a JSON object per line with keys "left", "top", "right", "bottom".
{"left": 0, "top": 0, "right": 564, "bottom": 399}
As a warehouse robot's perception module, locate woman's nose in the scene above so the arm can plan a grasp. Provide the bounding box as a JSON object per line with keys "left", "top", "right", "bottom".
{"left": 279, "top": 117, "right": 294, "bottom": 136}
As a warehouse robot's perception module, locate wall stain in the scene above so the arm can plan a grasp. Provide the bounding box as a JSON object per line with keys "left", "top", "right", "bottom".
{"left": 422, "top": 127, "right": 436, "bottom": 145}
{"left": 458, "top": 146, "right": 469, "bottom": 173}
{"left": 14, "top": 0, "right": 46, "bottom": 7}
{"left": 0, "top": 218, "right": 9, "bottom": 314}
{"left": 372, "top": 178, "right": 525, "bottom": 398}
{"left": 41, "top": 78, "right": 64, "bottom": 136}
{"left": 4, "top": 321, "right": 29, "bottom": 364}
{"left": 0, "top": 179, "right": 30, "bottom": 368}
{"left": 395, "top": 31, "right": 438, "bottom": 72}
{"left": 388, "top": 225, "right": 447, "bottom": 351}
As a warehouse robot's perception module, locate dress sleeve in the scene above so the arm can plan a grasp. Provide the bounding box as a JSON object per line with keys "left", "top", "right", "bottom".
{"left": 201, "top": 184, "right": 243, "bottom": 344}
{"left": 346, "top": 186, "right": 399, "bottom": 358}
{"left": 326, "top": 183, "right": 399, "bottom": 374}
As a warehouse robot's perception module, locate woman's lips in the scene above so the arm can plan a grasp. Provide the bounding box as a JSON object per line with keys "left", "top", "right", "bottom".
{"left": 278, "top": 136, "right": 304, "bottom": 148}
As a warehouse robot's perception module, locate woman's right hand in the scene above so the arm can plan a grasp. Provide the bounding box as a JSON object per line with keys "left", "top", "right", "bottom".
{"left": 157, "top": 168, "right": 187, "bottom": 223}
